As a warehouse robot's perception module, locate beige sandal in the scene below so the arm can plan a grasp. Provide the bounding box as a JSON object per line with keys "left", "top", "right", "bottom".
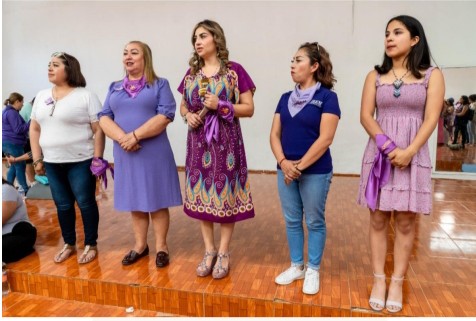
{"left": 78, "top": 245, "right": 98, "bottom": 264}
{"left": 54, "top": 244, "right": 76, "bottom": 263}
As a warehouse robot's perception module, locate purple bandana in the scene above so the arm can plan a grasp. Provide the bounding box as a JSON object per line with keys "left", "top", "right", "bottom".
{"left": 365, "top": 134, "right": 397, "bottom": 211}
{"left": 122, "top": 76, "right": 146, "bottom": 98}
{"left": 204, "top": 100, "right": 235, "bottom": 145}
{"left": 288, "top": 82, "right": 321, "bottom": 117}
{"left": 90, "top": 157, "right": 114, "bottom": 189}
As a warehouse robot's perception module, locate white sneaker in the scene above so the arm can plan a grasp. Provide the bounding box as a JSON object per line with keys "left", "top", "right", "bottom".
{"left": 275, "top": 265, "right": 305, "bottom": 285}
{"left": 302, "top": 268, "right": 320, "bottom": 295}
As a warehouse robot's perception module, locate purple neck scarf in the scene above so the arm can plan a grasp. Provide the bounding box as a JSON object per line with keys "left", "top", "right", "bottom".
{"left": 365, "top": 134, "right": 397, "bottom": 211}
{"left": 90, "top": 157, "right": 114, "bottom": 189}
{"left": 123, "top": 76, "right": 146, "bottom": 98}
{"left": 288, "top": 82, "right": 321, "bottom": 117}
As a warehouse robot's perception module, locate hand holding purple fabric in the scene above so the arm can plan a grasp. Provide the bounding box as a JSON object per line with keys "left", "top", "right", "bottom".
{"left": 365, "top": 134, "right": 397, "bottom": 211}
{"left": 204, "top": 99, "right": 235, "bottom": 145}
{"left": 90, "top": 157, "right": 115, "bottom": 189}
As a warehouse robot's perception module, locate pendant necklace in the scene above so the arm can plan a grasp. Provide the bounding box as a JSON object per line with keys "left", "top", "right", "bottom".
{"left": 392, "top": 68, "right": 410, "bottom": 98}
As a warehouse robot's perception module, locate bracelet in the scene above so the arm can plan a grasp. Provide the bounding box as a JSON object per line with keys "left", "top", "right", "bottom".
{"left": 182, "top": 112, "right": 189, "bottom": 124}
{"left": 278, "top": 158, "right": 286, "bottom": 166}
{"left": 32, "top": 158, "right": 44, "bottom": 167}
{"left": 132, "top": 131, "right": 139, "bottom": 142}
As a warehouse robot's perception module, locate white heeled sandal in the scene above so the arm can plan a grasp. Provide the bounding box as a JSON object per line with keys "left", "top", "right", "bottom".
{"left": 369, "top": 273, "right": 386, "bottom": 311}
{"left": 386, "top": 275, "right": 404, "bottom": 313}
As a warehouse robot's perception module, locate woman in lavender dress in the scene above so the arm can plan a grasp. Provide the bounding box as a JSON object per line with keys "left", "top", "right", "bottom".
{"left": 99, "top": 41, "right": 182, "bottom": 268}
{"left": 357, "top": 16, "right": 444, "bottom": 313}
{"left": 177, "top": 20, "right": 256, "bottom": 279}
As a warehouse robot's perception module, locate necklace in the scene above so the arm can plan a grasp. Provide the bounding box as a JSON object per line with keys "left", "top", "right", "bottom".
{"left": 391, "top": 69, "right": 410, "bottom": 98}
{"left": 201, "top": 64, "right": 220, "bottom": 78}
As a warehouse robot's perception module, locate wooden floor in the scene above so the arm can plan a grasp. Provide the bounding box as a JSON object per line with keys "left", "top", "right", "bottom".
{"left": 2, "top": 171, "right": 476, "bottom": 317}
{"left": 436, "top": 143, "right": 476, "bottom": 172}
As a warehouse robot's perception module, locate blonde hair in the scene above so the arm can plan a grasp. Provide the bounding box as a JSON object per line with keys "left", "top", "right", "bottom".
{"left": 125, "top": 41, "right": 158, "bottom": 84}
{"left": 188, "top": 20, "right": 230, "bottom": 76}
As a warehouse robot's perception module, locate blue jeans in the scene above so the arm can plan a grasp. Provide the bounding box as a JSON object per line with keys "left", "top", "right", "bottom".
{"left": 277, "top": 170, "right": 332, "bottom": 270}
{"left": 2, "top": 141, "right": 28, "bottom": 193}
{"left": 44, "top": 159, "right": 99, "bottom": 246}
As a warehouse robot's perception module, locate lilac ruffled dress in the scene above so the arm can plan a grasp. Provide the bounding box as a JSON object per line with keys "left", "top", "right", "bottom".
{"left": 357, "top": 67, "right": 436, "bottom": 214}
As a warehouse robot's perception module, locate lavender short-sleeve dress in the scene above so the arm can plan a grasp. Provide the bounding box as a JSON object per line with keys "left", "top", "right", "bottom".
{"left": 177, "top": 62, "right": 256, "bottom": 223}
{"left": 99, "top": 78, "right": 182, "bottom": 212}
{"left": 357, "top": 67, "right": 436, "bottom": 214}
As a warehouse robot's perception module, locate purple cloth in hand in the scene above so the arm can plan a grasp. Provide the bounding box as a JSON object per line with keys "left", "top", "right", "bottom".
{"left": 204, "top": 100, "right": 235, "bottom": 145}
{"left": 365, "top": 134, "right": 397, "bottom": 211}
{"left": 90, "top": 157, "right": 114, "bottom": 189}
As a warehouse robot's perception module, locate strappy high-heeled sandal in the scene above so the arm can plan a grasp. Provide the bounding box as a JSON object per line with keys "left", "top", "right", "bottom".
{"left": 386, "top": 275, "right": 404, "bottom": 313}
{"left": 369, "top": 273, "right": 386, "bottom": 311}
{"left": 212, "top": 252, "right": 230, "bottom": 279}
{"left": 54, "top": 244, "right": 76, "bottom": 263}
{"left": 196, "top": 250, "right": 218, "bottom": 277}
{"left": 78, "top": 245, "right": 98, "bottom": 264}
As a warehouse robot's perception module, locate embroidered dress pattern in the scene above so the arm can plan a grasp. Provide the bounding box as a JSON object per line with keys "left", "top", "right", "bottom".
{"left": 179, "top": 62, "right": 255, "bottom": 223}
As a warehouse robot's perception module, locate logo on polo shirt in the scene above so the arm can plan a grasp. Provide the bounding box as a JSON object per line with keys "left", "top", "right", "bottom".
{"left": 310, "top": 99, "right": 323, "bottom": 108}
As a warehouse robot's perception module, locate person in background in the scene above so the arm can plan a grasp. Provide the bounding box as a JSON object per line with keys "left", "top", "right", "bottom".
{"left": 466, "top": 94, "right": 476, "bottom": 145}
{"left": 99, "top": 41, "right": 182, "bottom": 268}
{"left": 30, "top": 52, "right": 105, "bottom": 264}
{"left": 2, "top": 179, "right": 37, "bottom": 263}
{"left": 2, "top": 92, "right": 30, "bottom": 194}
{"left": 442, "top": 98, "right": 454, "bottom": 144}
{"left": 270, "top": 42, "right": 340, "bottom": 295}
{"left": 452, "top": 95, "right": 469, "bottom": 148}
{"left": 357, "top": 15, "right": 444, "bottom": 313}
{"left": 177, "top": 20, "right": 256, "bottom": 279}
{"left": 19, "top": 97, "right": 36, "bottom": 185}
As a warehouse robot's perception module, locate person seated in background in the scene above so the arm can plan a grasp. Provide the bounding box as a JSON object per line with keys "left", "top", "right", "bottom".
{"left": 2, "top": 178, "right": 37, "bottom": 263}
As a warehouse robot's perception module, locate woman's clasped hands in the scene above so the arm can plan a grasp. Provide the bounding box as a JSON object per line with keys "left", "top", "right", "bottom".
{"left": 118, "top": 131, "right": 141, "bottom": 152}
{"left": 281, "top": 159, "right": 302, "bottom": 185}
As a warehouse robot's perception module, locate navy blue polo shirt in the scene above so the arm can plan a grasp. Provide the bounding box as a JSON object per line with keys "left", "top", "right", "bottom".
{"left": 275, "top": 87, "right": 341, "bottom": 174}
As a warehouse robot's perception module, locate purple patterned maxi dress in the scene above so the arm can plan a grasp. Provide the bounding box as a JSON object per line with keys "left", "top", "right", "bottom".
{"left": 177, "top": 62, "right": 256, "bottom": 223}
{"left": 357, "top": 67, "right": 436, "bottom": 214}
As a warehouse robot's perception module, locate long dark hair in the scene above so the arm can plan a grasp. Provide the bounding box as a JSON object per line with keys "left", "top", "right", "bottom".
{"left": 298, "top": 42, "right": 336, "bottom": 89}
{"left": 375, "top": 15, "right": 432, "bottom": 79}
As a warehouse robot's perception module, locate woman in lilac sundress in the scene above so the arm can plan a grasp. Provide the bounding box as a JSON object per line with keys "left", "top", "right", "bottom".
{"left": 177, "top": 20, "right": 256, "bottom": 279}
{"left": 357, "top": 16, "right": 444, "bottom": 313}
{"left": 99, "top": 41, "right": 182, "bottom": 268}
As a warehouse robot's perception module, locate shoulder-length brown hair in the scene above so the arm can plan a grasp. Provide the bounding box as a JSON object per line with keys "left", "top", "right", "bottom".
{"left": 299, "top": 42, "right": 336, "bottom": 90}
{"left": 51, "top": 52, "right": 86, "bottom": 87}
{"left": 188, "top": 19, "right": 230, "bottom": 76}
{"left": 125, "top": 41, "right": 158, "bottom": 85}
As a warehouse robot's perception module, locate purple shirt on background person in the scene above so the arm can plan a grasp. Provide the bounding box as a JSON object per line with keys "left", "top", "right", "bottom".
{"left": 2, "top": 105, "right": 30, "bottom": 145}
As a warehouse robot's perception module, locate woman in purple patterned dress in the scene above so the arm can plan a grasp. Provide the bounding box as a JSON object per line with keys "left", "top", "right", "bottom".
{"left": 177, "top": 20, "right": 256, "bottom": 279}
{"left": 357, "top": 16, "right": 444, "bottom": 313}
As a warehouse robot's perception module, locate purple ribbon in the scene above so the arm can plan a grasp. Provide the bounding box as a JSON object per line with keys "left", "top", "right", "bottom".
{"left": 365, "top": 134, "right": 397, "bottom": 211}
{"left": 90, "top": 157, "right": 115, "bottom": 189}
{"left": 204, "top": 100, "right": 235, "bottom": 145}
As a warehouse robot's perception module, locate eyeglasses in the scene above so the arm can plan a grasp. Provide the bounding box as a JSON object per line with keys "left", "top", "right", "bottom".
{"left": 51, "top": 52, "right": 69, "bottom": 65}
{"left": 311, "top": 42, "right": 321, "bottom": 59}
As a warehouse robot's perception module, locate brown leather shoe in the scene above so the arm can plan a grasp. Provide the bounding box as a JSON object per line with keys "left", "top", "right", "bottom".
{"left": 156, "top": 251, "right": 169, "bottom": 268}
{"left": 122, "top": 245, "right": 149, "bottom": 265}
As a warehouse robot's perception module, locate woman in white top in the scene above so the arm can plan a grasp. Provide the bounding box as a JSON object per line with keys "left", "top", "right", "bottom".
{"left": 30, "top": 52, "right": 105, "bottom": 264}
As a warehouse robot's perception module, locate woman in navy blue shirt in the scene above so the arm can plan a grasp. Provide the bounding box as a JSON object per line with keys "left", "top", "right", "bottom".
{"left": 270, "top": 42, "right": 340, "bottom": 295}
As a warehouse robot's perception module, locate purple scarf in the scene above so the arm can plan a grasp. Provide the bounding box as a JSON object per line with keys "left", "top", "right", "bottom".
{"left": 122, "top": 76, "right": 146, "bottom": 98}
{"left": 288, "top": 82, "right": 321, "bottom": 117}
{"left": 204, "top": 100, "right": 235, "bottom": 145}
{"left": 365, "top": 134, "right": 397, "bottom": 211}
{"left": 90, "top": 157, "right": 114, "bottom": 189}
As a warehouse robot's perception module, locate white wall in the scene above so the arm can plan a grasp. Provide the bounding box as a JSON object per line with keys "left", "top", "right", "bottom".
{"left": 3, "top": 0, "right": 476, "bottom": 175}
